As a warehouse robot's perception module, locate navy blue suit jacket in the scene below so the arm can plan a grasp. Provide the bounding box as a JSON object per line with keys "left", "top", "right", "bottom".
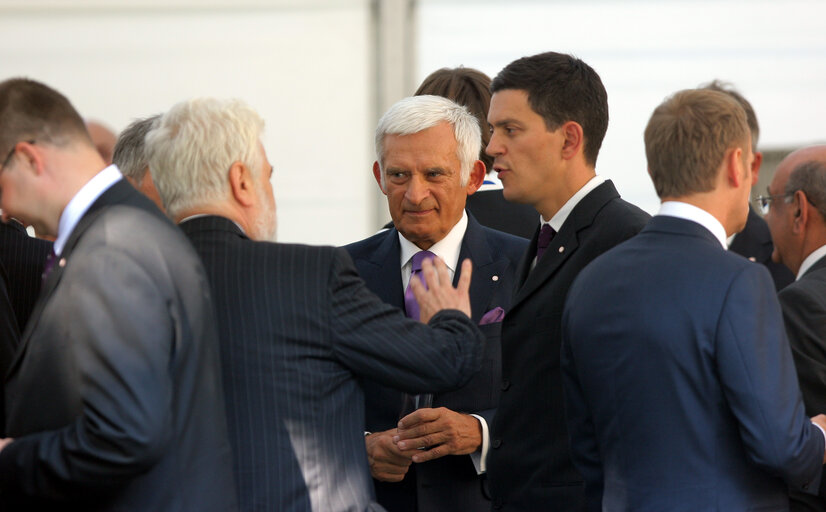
{"left": 562, "top": 215, "right": 824, "bottom": 512}
{"left": 345, "top": 213, "right": 527, "bottom": 512}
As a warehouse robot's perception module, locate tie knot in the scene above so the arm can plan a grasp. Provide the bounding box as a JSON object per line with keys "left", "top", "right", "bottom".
{"left": 411, "top": 250, "right": 436, "bottom": 272}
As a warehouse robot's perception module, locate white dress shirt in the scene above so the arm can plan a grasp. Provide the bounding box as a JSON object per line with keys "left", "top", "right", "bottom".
{"left": 397, "top": 210, "right": 489, "bottom": 474}
{"left": 797, "top": 244, "right": 826, "bottom": 280}
{"left": 54, "top": 165, "right": 123, "bottom": 256}
{"left": 657, "top": 201, "right": 728, "bottom": 250}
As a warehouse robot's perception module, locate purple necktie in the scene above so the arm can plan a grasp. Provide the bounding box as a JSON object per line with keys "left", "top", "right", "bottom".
{"left": 536, "top": 224, "right": 556, "bottom": 261}
{"left": 404, "top": 250, "right": 436, "bottom": 321}
{"left": 41, "top": 249, "right": 57, "bottom": 283}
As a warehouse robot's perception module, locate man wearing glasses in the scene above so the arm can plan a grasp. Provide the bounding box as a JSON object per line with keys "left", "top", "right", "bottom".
{"left": 764, "top": 145, "right": 826, "bottom": 510}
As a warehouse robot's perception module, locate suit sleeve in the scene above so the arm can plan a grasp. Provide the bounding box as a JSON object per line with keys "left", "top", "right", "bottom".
{"left": 327, "top": 247, "right": 484, "bottom": 395}
{"left": 0, "top": 248, "right": 174, "bottom": 499}
{"left": 561, "top": 301, "right": 603, "bottom": 512}
{"left": 0, "top": 262, "right": 20, "bottom": 437}
{"left": 716, "top": 265, "right": 824, "bottom": 491}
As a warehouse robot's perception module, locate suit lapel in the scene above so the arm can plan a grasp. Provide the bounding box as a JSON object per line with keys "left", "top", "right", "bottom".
{"left": 458, "top": 214, "right": 497, "bottom": 323}
{"left": 364, "top": 229, "right": 405, "bottom": 310}
{"left": 7, "top": 180, "right": 148, "bottom": 380}
{"left": 511, "top": 180, "right": 619, "bottom": 308}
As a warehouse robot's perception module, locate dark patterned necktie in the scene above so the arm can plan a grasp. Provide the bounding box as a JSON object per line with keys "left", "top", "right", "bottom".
{"left": 403, "top": 250, "right": 436, "bottom": 321}
{"left": 41, "top": 249, "right": 57, "bottom": 283}
{"left": 536, "top": 224, "right": 556, "bottom": 261}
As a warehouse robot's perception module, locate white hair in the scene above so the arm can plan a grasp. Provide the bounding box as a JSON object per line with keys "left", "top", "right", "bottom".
{"left": 375, "top": 95, "right": 481, "bottom": 187}
{"left": 145, "top": 98, "right": 264, "bottom": 220}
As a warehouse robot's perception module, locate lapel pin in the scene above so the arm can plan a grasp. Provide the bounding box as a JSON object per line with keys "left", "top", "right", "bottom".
{"left": 59, "top": 258, "right": 67, "bottom": 268}
{"left": 748, "top": 257, "right": 756, "bottom": 262}
{"left": 558, "top": 246, "right": 565, "bottom": 253}
{"left": 492, "top": 275, "right": 499, "bottom": 282}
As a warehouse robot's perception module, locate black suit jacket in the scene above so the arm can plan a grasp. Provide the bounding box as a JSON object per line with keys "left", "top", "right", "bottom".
{"left": 779, "top": 255, "right": 826, "bottom": 511}
{"left": 181, "top": 215, "right": 486, "bottom": 512}
{"left": 0, "top": 261, "right": 19, "bottom": 436}
{"left": 486, "top": 180, "right": 650, "bottom": 511}
{"left": 730, "top": 206, "right": 795, "bottom": 290}
{"left": 0, "top": 180, "right": 236, "bottom": 511}
{"left": 345, "top": 213, "right": 528, "bottom": 512}
{"left": 466, "top": 189, "right": 538, "bottom": 239}
{"left": 0, "top": 220, "right": 52, "bottom": 332}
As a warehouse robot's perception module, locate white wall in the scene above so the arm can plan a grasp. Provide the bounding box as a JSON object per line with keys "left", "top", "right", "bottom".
{"left": 0, "top": 0, "right": 377, "bottom": 244}
{"left": 417, "top": 0, "right": 826, "bottom": 214}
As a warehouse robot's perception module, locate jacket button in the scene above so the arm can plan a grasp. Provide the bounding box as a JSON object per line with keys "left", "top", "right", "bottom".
{"left": 492, "top": 439, "right": 502, "bottom": 449}
{"left": 501, "top": 379, "right": 510, "bottom": 391}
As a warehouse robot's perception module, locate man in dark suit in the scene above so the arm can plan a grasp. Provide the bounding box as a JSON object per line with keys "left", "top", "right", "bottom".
{"left": 146, "top": 97, "right": 486, "bottom": 512}
{"left": 701, "top": 80, "right": 795, "bottom": 290}
{"left": 0, "top": 78, "right": 236, "bottom": 511}
{"left": 483, "top": 52, "right": 650, "bottom": 511}
{"left": 765, "top": 145, "right": 826, "bottom": 510}
{"left": 345, "top": 95, "right": 527, "bottom": 512}
{"left": 0, "top": 219, "right": 52, "bottom": 332}
{"left": 562, "top": 89, "right": 826, "bottom": 511}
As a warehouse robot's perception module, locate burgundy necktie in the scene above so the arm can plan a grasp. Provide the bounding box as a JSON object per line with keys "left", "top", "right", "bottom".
{"left": 536, "top": 224, "right": 556, "bottom": 261}
{"left": 403, "top": 250, "right": 436, "bottom": 321}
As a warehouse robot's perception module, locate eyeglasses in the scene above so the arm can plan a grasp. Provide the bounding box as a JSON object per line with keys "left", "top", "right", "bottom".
{"left": 0, "top": 140, "right": 35, "bottom": 172}
{"left": 753, "top": 191, "right": 819, "bottom": 215}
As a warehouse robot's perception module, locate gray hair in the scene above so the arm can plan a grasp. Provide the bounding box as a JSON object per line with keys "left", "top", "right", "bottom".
{"left": 145, "top": 98, "right": 264, "bottom": 220}
{"left": 112, "top": 114, "right": 160, "bottom": 184}
{"left": 374, "top": 95, "right": 480, "bottom": 187}
{"left": 785, "top": 160, "right": 826, "bottom": 219}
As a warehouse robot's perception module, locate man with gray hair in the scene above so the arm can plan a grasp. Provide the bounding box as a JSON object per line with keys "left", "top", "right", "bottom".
{"left": 345, "top": 95, "right": 527, "bottom": 512}
{"left": 112, "top": 114, "right": 164, "bottom": 211}
{"left": 764, "top": 145, "right": 826, "bottom": 510}
{"left": 146, "top": 97, "right": 487, "bottom": 512}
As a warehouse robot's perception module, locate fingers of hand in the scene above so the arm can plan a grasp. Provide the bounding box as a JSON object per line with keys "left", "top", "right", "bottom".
{"left": 457, "top": 258, "right": 473, "bottom": 294}
{"left": 412, "top": 443, "right": 449, "bottom": 463}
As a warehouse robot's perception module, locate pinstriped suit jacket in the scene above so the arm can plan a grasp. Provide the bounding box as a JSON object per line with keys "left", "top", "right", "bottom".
{"left": 0, "top": 220, "right": 52, "bottom": 332}
{"left": 180, "top": 216, "right": 485, "bottom": 512}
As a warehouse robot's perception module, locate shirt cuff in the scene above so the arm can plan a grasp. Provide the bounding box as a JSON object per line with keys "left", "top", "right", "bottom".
{"left": 813, "top": 421, "right": 826, "bottom": 454}
{"left": 469, "top": 413, "right": 489, "bottom": 474}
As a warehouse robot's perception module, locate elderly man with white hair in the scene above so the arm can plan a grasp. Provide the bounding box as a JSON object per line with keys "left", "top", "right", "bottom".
{"left": 145, "top": 97, "right": 487, "bottom": 512}
{"left": 345, "top": 95, "right": 527, "bottom": 512}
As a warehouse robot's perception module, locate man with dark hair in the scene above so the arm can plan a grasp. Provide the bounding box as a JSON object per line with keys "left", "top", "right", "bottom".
{"left": 112, "top": 114, "right": 164, "bottom": 211}
{"left": 562, "top": 90, "right": 826, "bottom": 511}
{"left": 484, "top": 51, "right": 649, "bottom": 510}
{"left": 702, "top": 79, "right": 795, "bottom": 289}
{"left": 0, "top": 78, "right": 236, "bottom": 510}
{"left": 764, "top": 145, "right": 826, "bottom": 510}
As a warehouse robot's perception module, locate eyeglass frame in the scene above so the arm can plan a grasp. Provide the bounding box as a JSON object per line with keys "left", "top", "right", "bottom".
{"left": 753, "top": 190, "right": 818, "bottom": 215}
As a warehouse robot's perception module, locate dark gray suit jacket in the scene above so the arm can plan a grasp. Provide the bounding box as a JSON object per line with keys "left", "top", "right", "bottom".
{"left": 779, "top": 255, "right": 826, "bottom": 511}
{"left": 181, "top": 215, "right": 485, "bottom": 512}
{"left": 345, "top": 213, "right": 528, "bottom": 512}
{"left": 487, "top": 180, "right": 650, "bottom": 511}
{"left": 0, "top": 180, "right": 236, "bottom": 511}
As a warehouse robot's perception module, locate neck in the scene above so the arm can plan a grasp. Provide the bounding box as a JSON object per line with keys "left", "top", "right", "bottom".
{"left": 535, "top": 168, "right": 595, "bottom": 220}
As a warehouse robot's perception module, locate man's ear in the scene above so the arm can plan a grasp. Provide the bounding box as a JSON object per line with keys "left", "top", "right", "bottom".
{"left": 792, "top": 190, "right": 810, "bottom": 233}
{"left": 560, "top": 121, "right": 584, "bottom": 161}
{"left": 726, "top": 147, "right": 745, "bottom": 188}
{"left": 751, "top": 151, "right": 763, "bottom": 184}
{"left": 465, "top": 160, "right": 486, "bottom": 196}
{"left": 15, "top": 141, "right": 45, "bottom": 177}
{"left": 372, "top": 161, "right": 387, "bottom": 194}
{"left": 228, "top": 161, "right": 256, "bottom": 207}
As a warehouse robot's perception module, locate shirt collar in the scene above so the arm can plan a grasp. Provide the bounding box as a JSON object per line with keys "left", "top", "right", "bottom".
{"left": 542, "top": 175, "right": 606, "bottom": 232}
{"left": 54, "top": 165, "right": 123, "bottom": 255}
{"left": 797, "top": 244, "right": 826, "bottom": 280}
{"left": 398, "top": 210, "right": 468, "bottom": 274}
{"left": 657, "top": 201, "right": 728, "bottom": 249}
